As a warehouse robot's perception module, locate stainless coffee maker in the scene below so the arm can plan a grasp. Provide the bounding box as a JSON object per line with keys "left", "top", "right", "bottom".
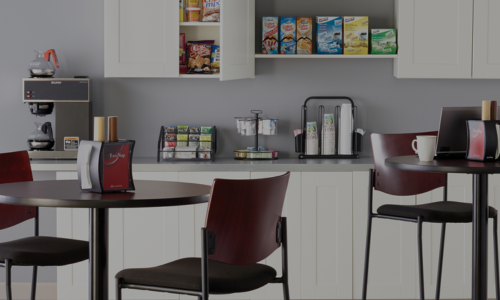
{"left": 23, "top": 77, "right": 91, "bottom": 159}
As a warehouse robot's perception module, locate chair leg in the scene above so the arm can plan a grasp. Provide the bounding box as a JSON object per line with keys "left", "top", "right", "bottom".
{"left": 30, "top": 266, "right": 37, "bottom": 300}
{"left": 417, "top": 217, "right": 425, "bottom": 300}
{"left": 494, "top": 216, "right": 500, "bottom": 300}
{"left": 5, "top": 259, "right": 12, "bottom": 300}
{"left": 116, "top": 278, "right": 122, "bottom": 300}
{"left": 362, "top": 216, "right": 373, "bottom": 300}
{"left": 282, "top": 281, "right": 290, "bottom": 300}
{"left": 435, "top": 223, "right": 446, "bottom": 300}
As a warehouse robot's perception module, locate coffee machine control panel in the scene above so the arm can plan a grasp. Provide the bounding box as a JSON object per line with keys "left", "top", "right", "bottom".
{"left": 23, "top": 78, "right": 89, "bottom": 102}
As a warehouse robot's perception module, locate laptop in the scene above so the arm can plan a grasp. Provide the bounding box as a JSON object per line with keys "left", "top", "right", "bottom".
{"left": 435, "top": 107, "right": 482, "bottom": 159}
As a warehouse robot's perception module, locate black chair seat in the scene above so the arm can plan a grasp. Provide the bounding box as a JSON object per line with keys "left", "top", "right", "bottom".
{"left": 0, "top": 236, "right": 88, "bottom": 266}
{"left": 378, "top": 201, "right": 498, "bottom": 223}
{"left": 116, "top": 257, "right": 277, "bottom": 294}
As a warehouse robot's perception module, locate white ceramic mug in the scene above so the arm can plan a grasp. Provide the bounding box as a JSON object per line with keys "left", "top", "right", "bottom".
{"left": 412, "top": 135, "right": 436, "bottom": 161}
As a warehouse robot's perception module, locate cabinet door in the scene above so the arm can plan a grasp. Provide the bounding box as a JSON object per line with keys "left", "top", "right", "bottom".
{"left": 473, "top": 0, "right": 500, "bottom": 78}
{"left": 394, "top": 0, "right": 473, "bottom": 79}
{"left": 352, "top": 172, "right": 417, "bottom": 300}
{"left": 220, "top": 0, "right": 255, "bottom": 81}
{"left": 105, "top": 0, "right": 179, "bottom": 78}
{"left": 301, "top": 172, "right": 352, "bottom": 299}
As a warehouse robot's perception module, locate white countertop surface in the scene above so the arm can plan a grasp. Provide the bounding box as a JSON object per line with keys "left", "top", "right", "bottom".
{"left": 30, "top": 157, "right": 374, "bottom": 172}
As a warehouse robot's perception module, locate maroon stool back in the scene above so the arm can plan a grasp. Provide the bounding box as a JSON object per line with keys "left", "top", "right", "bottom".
{"left": 0, "top": 151, "right": 36, "bottom": 230}
{"left": 371, "top": 132, "right": 445, "bottom": 196}
{"left": 204, "top": 172, "right": 290, "bottom": 265}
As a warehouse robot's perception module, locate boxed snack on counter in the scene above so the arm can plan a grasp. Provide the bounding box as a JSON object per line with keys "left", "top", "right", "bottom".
{"left": 344, "top": 16, "right": 369, "bottom": 55}
{"left": 211, "top": 45, "right": 220, "bottom": 74}
{"left": 202, "top": 0, "right": 220, "bottom": 22}
{"left": 280, "top": 17, "right": 296, "bottom": 54}
{"left": 297, "top": 17, "right": 313, "bottom": 55}
{"left": 187, "top": 43, "right": 212, "bottom": 74}
{"left": 371, "top": 29, "right": 397, "bottom": 54}
{"left": 317, "top": 16, "right": 342, "bottom": 54}
{"left": 262, "top": 17, "right": 279, "bottom": 54}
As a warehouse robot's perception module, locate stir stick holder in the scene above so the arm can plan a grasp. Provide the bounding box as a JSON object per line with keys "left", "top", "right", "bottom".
{"left": 234, "top": 110, "right": 279, "bottom": 160}
{"left": 297, "top": 96, "right": 360, "bottom": 159}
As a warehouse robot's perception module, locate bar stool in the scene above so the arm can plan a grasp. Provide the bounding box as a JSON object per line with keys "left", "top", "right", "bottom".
{"left": 362, "top": 132, "right": 500, "bottom": 300}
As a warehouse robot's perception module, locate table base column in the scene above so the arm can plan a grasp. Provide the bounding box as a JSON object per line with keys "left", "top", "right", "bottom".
{"left": 89, "top": 208, "right": 109, "bottom": 300}
{"left": 473, "top": 174, "right": 488, "bottom": 300}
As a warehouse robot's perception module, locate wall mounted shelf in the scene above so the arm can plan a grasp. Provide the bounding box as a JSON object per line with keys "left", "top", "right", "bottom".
{"left": 255, "top": 54, "right": 398, "bottom": 59}
{"left": 180, "top": 22, "right": 221, "bottom": 27}
{"left": 179, "top": 74, "right": 220, "bottom": 79}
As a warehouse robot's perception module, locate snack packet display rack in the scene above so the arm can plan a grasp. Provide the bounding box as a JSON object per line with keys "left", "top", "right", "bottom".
{"left": 296, "top": 96, "right": 360, "bottom": 159}
{"left": 234, "top": 110, "right": 279, "bottom": 160}
{"left": 157, "top": 126, "right": 217, "bottom": 162}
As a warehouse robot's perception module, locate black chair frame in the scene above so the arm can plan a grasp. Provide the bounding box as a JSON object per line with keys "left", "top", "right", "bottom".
{"left": 1, "top": 207, "right": 39, "bottom": 300}
{"left": 362, "top": 169, "right": 500, "bottom": 300}
{"left": 116, "top": 217, "right": 290, "bottom": 300}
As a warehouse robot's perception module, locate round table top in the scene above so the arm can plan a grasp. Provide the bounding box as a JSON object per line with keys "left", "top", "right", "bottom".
{"left": 0, "top": 180, "right": 211, "bottom": 208}
{"left": 386, "top": 155, "right": 500, "bottom": 174}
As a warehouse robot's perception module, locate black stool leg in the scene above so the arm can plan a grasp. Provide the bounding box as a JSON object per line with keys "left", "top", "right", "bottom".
{"left": 116, "top": 278, "right": 122, "bottom": 300}
{"left": 435, "top": 223, "right": 446, "bottom": 300}
{"left": 282, "top": 281, "right": 290, "bottom": 300}
{"left": 5, "top": 259, "right": 12, "bottom": 300}
{"left": 362, "top": 215, "right": 373, "bottom": 300}
{"left": 494, "top": 216, "right": 499, "bottom": 300}
{"left": 30, "top": 266, "right": 37, "bottom": 300}
{"left": 417, "top": 217, "right": 425, "bottom": 300}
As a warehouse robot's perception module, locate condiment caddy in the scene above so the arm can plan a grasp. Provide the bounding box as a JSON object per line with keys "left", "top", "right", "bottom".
{"left": 157, "top": 126, "right": 217, "bottom": 162}
{"left": 234, "top": 110, "right": 279, "bottom": 160}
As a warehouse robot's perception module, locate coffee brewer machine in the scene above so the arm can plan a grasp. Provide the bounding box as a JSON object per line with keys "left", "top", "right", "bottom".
{"left": 23, "top": 77, "right": 91, "bottom": 159}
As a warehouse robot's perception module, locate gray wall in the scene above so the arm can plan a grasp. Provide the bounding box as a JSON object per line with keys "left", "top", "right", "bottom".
{"left": 1, "top": 0, "right": 499, "bottom": 283}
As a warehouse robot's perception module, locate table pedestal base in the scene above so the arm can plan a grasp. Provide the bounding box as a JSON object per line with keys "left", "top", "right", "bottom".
{"left": 473, "top": 174, "right": 488, "bottom": 300}
{"left": 89, "top": 208, "right": 109, "bottom": 300}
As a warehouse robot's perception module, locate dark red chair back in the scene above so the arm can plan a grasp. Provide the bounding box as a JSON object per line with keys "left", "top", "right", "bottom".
{"left": 371, "top": 132, "right": 445, "bottom": 196}
{"left": 0, "top": 151, "right": 36, "bottom": 230}
{"left": 204, "top": 172, "right": 290, "bottom": 265}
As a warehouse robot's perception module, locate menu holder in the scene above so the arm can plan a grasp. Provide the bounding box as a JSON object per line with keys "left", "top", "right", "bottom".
{"left": 156, "top": 126, "right": 217, "bottom": 162}
{"left": 466, "top": 120, "right": 500, "bottom": 162}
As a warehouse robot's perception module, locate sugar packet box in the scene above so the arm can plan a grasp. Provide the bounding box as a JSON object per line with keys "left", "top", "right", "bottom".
{"left": 317, "top": 17, "right": 343, "bottom": 54}
{"left": 280, "top": 17, "right": 297, "bottom": 54}
{"left": 371, "top": 29, "right": 397, "bottom": 54}
{"left": 344, "top": 16, "right": 369, "bottom": 55}
{"left": 262, "top": 17, "right": 279, "bottom": 54}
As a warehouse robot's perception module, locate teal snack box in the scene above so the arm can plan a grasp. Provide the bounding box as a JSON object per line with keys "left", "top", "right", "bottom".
{"left": 371, "top": 29, "right": 397, "bottom": 54}
{"left": 317, "top": 17, "right": 343, "bottom": 54}
{"left": 280, "top": 17, "right": 297, "bottom": 54}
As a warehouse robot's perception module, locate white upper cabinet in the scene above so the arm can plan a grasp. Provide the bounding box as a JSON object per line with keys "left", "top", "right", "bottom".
{"left": 105, "top": 0, "right": 180, "bottom": 78}
{"left": 220, "top": 0, "right": 255, "bottom": 81}
{"left": 473, "top": 0, "right": 500, "bottom": 79}
{"left": 394, "top": 0, "right": 474, "bottom": 79}
{"left": 105, "top": 0, "right": 255, "bottom": 80}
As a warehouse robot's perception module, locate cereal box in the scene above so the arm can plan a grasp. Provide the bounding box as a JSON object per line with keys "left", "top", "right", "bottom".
{"left": 297, "top": 17, "right": 313, "bottom": 55}
{"left": 262, "top": 17, "right": 279, "bottom": 54}
{"left": 280, "top": 17, "right": 296, "bottom": 54}
{"left": 344, "top": 16, "right": 369, "bottom": 55}
{"left": 317, "top": 17, "right": 342, "bottom": 55}
{"left": 371, "top": 29, "right": 397, "bottom": 54}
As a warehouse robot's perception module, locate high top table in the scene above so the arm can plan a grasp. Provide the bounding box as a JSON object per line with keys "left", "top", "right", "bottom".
{"left": 0, "top": 180, "right": 211, "bottom": 300}
{"left": 386, "top": 155, "right": 500, "bottom": 300}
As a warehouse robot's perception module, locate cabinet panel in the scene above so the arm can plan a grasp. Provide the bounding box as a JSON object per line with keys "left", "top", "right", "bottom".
{"left": 105, "top": 0, "right": 179, "bottom": 78}
{"left": 220, "top": 0, "right": 255, "bottom": 81}
{"left": 352, "top": 171, "right": 417, "bottom": 299}
{"left": 473, "top": 0, "right": 500, "bottom": 78}
{"left": 394, "top": 0, "right": 473, "bottom": 78}
{"left": 301, "top": 172, "right": 352, "bottom": 299}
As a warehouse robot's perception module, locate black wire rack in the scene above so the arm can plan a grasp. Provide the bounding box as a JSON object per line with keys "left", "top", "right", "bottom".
{"left": 157, "top": 126, "right": 217, "bottom": 162}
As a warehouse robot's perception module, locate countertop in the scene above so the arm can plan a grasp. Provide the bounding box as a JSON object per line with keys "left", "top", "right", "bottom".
{"left": 31, "top": 157, "right": 374, "bottom": 172}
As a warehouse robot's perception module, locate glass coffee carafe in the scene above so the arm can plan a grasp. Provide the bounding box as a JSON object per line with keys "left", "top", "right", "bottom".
{"left": 27, "top": 122, "right": 55, "bottom": 150}
{"left": 28, "top": 50, "right": 59, "bottom": 77}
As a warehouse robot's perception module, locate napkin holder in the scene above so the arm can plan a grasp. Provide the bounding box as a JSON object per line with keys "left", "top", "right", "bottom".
{"left": 77, "top": 140, "right": 135, "bottom": 193}
{"left": 466, "top": 120, "right": 499, "bottom": 162}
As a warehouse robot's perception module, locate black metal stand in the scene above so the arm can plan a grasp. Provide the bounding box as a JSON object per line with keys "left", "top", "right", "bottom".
{"left": 157, "top": 126, "right": 217, "bottom": 162}
{"left": 298, "top": 96, "right": 360, "bottom": 159}
{"left": 472, "top": 174, "right": 488, "bottom": 300}
{"left": 89, "top": 208, "right": 109, "bottom": 300}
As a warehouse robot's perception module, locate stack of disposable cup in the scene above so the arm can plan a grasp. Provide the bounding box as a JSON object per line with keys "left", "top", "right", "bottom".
{"left": 322, "top": 114, "right": 336, "bottom": 155}
{"left": 306, "top": 122, "right": 319, "bottom": 155}
{"left": 339, "top": 103, "right": 353, "bottom": 155}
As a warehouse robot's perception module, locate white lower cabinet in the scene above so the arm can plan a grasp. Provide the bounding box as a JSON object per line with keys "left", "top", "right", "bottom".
{"left": 56, "top": 171, "right": 500, "bottom": 300}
